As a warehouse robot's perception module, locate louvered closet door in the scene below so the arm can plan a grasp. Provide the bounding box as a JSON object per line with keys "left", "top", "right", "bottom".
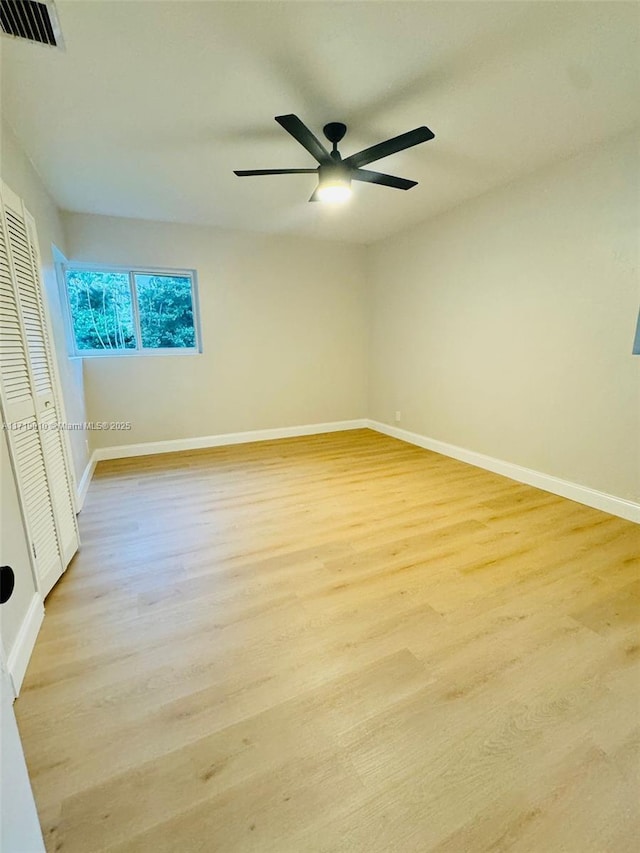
{"left": 22, "top": 208, "right": 78, "bottom": 566}
{"left": 0, "top": 183, "right": 78, "bottom": 596}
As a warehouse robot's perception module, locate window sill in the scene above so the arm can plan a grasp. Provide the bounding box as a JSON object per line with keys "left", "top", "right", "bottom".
{"left": 72, "top": 349, "right": 203, "bottom": 359}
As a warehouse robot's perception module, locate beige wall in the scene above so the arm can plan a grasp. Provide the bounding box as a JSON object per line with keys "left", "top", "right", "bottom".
{"left": 368, "top": 130, "right": 640, "bottom": 502}
{"left": 62, "top": 213, "right": 368, "bottom": 449}
{"left": 1, "top": 120, "right": 89, "bottom": 483}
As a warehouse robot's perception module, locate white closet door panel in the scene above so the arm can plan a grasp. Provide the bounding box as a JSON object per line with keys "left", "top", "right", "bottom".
{"left": 23, "top": 209, "right": 79, "bottom": 563}
{"left": 11, "top": 416, "right": 61, "bottom": 592}
{"left": 39, "top": 407, "right": 78, "bottom": 563}
{"left": 4, "top": 208, "right": 53, "bottom": 399}
{"left": 0, "top": 222, "right": 32, "bottom": 406}
{"left": 26, "top": 216, "right": 59, "bottom": 404}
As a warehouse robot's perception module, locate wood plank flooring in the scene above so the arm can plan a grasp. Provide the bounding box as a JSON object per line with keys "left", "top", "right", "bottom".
{"left": 15, "top": 429, "right": 640, "bottom": 852}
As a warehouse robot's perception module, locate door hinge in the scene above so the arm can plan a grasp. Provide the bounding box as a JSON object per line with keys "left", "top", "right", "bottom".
{"left": 31, "top": 543, "right": 37, "bottom": 560}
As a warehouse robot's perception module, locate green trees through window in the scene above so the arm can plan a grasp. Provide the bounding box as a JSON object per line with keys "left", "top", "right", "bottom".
{"left": 64, "top": 269, "right": 198, "bottom": 354}
{"left": 66, "top": 270, "right": 136, "bottom": 351}
{"left": 135, "top": 274, "right": 196, "bottom": 349}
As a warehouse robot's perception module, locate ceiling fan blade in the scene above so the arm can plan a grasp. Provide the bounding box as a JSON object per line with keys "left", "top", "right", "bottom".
{"left": 275, "top": 115, "right": 332, "bottom": 165}
{"left": 308, "top": 188, "right": 320, "bottom": 202}
{"left": 351, "top": 169, "right": 417, "bottom": 190}
{"left": 234, "top": 169, "right": 318, "bottom": 176}
{"left": 343, "top": 126, "right": 434, "bottom": 170}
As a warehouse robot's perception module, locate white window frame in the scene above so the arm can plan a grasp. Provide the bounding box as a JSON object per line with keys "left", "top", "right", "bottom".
{"left": 58, "top": 262, "right": 202, "bottom": 357}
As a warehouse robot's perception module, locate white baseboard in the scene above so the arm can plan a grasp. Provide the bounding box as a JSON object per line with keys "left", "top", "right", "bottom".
{"left": 367, "top": 420, "right": 640, "bottom": 524}
{"left": 76, "top": 454, "right": 97, "bottom": 511}
{"left": 76, "top": 417, "right": 639, "bottom": 523}
{"left": 91, "top": 419, "right": 368, "bottom": 462}
{"left": 7, "top": 594, "right": 44, "bottom": 696}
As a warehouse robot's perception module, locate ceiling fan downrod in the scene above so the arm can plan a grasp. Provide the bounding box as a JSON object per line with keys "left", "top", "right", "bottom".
{"left": 323, "top": 122, "right": 347, "bottom": 160}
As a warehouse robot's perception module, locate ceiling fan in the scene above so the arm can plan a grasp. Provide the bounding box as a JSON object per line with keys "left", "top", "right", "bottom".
{"left": 234, "top": 114, "right": 435, "bottom": 203}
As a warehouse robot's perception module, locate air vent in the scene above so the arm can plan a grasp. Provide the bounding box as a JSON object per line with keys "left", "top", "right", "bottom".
{"left": 0, "top": 0, "right": 63, "bottom": 48}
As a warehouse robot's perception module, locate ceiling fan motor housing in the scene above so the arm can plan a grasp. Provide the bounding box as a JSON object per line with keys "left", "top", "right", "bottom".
{"left": 323, "top": 122, "right": 347, "bottom": 146}
{"left": 318, "top": 162, "right": 351, "bottom": 187}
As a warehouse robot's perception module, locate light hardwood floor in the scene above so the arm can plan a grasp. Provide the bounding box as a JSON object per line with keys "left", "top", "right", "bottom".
{"left": 15, "top": 429, "right": 640, "bottom": 852}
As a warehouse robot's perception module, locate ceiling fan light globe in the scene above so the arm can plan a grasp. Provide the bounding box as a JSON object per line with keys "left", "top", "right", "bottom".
{"left": 316, "top": 183, "right": 352, "bottom": 204}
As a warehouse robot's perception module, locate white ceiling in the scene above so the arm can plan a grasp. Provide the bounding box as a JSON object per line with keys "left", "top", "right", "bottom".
{"left": 2, "top": 1, "right": 639, "bottom": 244}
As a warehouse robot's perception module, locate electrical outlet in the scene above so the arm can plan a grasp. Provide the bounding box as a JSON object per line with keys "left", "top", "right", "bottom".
{"left": 395, "top": 411, "right": 401, "bottom": 423}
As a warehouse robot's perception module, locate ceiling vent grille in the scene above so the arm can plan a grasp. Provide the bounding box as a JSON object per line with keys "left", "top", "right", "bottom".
{"left": 0, "top": 1, "right": 63, "bottom": 48}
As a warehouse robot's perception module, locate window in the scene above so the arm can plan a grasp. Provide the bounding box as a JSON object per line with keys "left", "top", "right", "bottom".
{"left": 61, "top": 266, "right": 201, "bottom": 356}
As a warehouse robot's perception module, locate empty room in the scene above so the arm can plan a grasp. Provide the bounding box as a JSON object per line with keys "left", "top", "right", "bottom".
{"left": 1, "top": 1, "right": 639, "bottom": 850}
